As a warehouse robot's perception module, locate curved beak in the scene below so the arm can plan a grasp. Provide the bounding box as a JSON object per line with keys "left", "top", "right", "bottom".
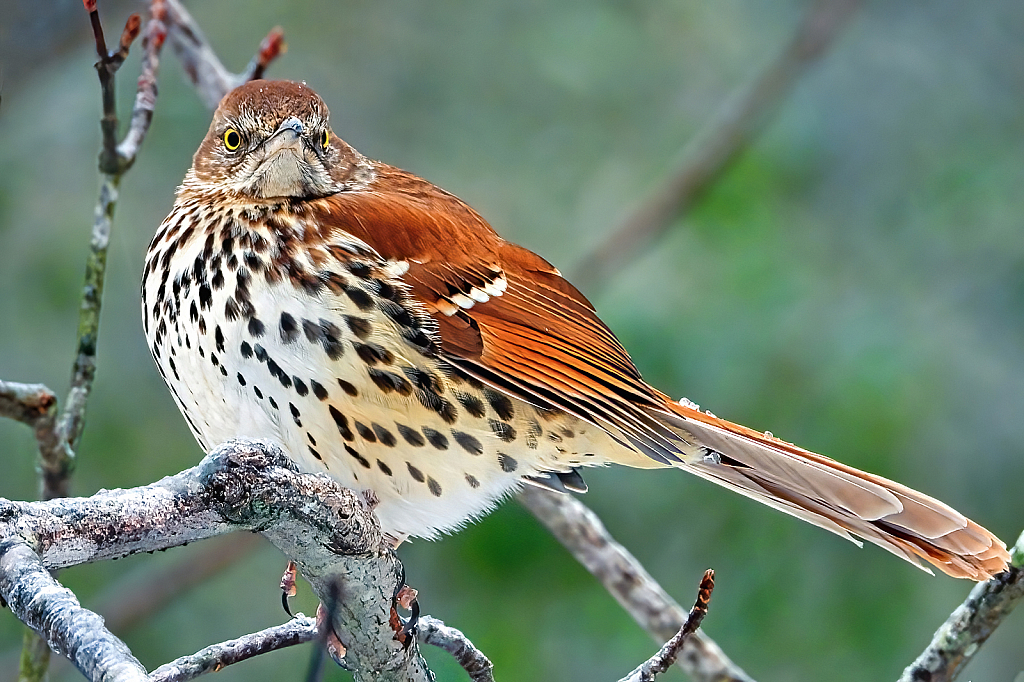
{"left": 264, "top": 116, "right": 305, "bottom": 155}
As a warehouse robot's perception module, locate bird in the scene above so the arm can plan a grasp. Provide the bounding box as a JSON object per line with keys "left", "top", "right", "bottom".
{"left": 142, "top": 79, "right": 1009, "bottom": 581}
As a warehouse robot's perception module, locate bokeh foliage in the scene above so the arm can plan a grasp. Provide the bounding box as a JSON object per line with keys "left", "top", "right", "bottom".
{"left": 1, "top": 1, "right": 1022, "bottom": 680}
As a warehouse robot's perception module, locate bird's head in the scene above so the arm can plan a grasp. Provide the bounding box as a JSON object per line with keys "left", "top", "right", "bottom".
{"left": 189, "top": 80, "right": 372, "bottom": 200}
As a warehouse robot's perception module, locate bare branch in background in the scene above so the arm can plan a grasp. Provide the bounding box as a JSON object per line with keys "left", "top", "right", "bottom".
{"left": 898, "top": 530, "right": 1024, "bottom": 682}
{"left": 571, "top": 0, "right": 863, "bottom": 292}
{"left": 519, "top": 486, "right": 754, "bottom": 682}
{"left": 0, "top": 382, "right": 65, "bottom": 477}
{"left": 164, "top": 0, "right": 286, "bottom": 109}
{"left": 619, "top": 569, "right": 716, "bottom": 682}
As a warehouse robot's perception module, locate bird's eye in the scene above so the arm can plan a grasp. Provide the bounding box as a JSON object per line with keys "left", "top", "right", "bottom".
{"left": 223, "top": 129, "right": 242, "bottom": 151}
{"left": 321, "top": 129, "right": 330, "bottom": 151}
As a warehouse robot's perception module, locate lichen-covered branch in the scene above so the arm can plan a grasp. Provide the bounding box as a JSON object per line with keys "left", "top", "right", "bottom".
{"left": 619, "top": 569, "right": 716, "bottom": 682}
{"left": 418, "top": 616, "right": 494, "bottom": 682}
{"left": 518, "top": 486, "right": 754, "bottom": 682}
{"left": 0, "top": 440, "right": 434, "bottom": 682}
{"left": 571, "top": 0, "right": 863, "bottom": 292}
{"left": 898, "top": 530, "right": 1024, "bottom": 682}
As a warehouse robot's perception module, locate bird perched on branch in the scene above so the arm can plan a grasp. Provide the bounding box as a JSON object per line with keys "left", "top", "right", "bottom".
{"left": 142, "top": 79, "right": 1009, "bottom": 580}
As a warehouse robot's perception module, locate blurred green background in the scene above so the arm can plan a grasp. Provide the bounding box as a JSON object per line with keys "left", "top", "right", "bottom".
{"left": 1, "top": 1, "right": 1023, "bottom": 680}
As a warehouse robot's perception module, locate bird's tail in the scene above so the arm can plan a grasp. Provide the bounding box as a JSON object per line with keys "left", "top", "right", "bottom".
{"left": 647, "top": 398, "right": 1009, "bottom": 580}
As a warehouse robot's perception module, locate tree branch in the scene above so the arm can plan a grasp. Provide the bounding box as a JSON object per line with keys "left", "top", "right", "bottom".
{"left": 0, "top": 440, "right": 434, "bottom": 682}
{"left": 898, "top": 529, "right": 1024, "bottom": 682}
{"left": 619, "top": 569, "right": 716, "bottom": 682}
{"left": 0, "top": 381, "right": 65, "bottom": 482}
{"left": 518, "top": 486, "right": 754, "bottom": 682}
{"left": 570, "top": 0, "right": 863, "bottom": 292}
{"left": 418, "top": 616, "right": 495, "bottom": 682}
{"left": 148, "top": 617, "right": 318, "bottom": 682}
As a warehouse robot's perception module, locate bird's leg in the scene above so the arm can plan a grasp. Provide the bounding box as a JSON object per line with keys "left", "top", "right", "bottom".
{"left": 280, "top": 559, "right": 299, "bottom": 618}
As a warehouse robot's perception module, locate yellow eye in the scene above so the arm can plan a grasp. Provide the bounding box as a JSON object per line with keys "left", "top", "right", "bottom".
{"left": 223, "top": 129, "right": 242, "bottom": 151}
{"left": 321, "top": 129, "right": 330, "bottom": 150}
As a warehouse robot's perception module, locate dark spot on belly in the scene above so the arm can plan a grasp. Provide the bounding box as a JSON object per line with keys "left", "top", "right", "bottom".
{"left": 355, "top": 343, "right": 394, "bottom": 366}
{"left": 485, "top": 389, "right": 515, "bottom": 421}
{"left": 254, "top": 385, "right": 263, "bottom": 399}
{"left": 372, "top": 424, "right": 397, "bottom": 447}
{"left": 416, "top": 390, "right": 457, "bottom": 424}
{"left": 293, "top": 377, "right": 308, "bottom": 396}
{"left": 427, "top": 477, "right": 442, "bottom": 497}
{"left": 452, "top": 431, "right": 483, "bottom": 455}
{"left": 307, "top": 432, "right": 316, "bottom": 446}
{"left": 289, "top": 402, "right": 301, "bottom": 426}
{"left": 377, "top": 460, "right": 393, "bottom": 476}
{"left": 199, "top": 284, "right": 212, "bottom": 310}
{"left": 406, "top": 462, "right": 425, "bottom": 482}
{"left": 368, "top": 369, "right": 412, "bottom": 396}
{"left": 336, "top": 378, "right": 358, "bottom": 396}
{"left": 311, "top": 380, "right": 328, "bottom": 400}
{"left": 489, "top": 419, "right": 517, "bottom": 443}
{"left": 237, "top": 373, "right": 246, "bottom": 386}
{"left": 345, "top": 315, "right": 372, "bottom": 339}
{"left": 280, "top": 312, "right": 299, "bottom": 343}
{"left": 455, "top": 392, "right": 486, "bottom": 419}
{"left": 269, "top": 396, "right": 278, "bottom": 410}
{"left": 497, "top": 453, "right": 518, "bottom": 472}
{"left": 397, "top": 424, "right": 425, "bottom": 447}
{"left": 345, "top": 444, "right": 371, "bottom": 468}
{"left": 355, "top": 421, "right": 376, "bottom": 443}
{"left": 465, "top": 473, "right": 480, "bottom": 488}
{"left": 344, "top": 285, "right": 374, "bottom": 311}
{"left": 329, "top": 405, "right": 354, "bottom": 441}
{"left": 422, "top": 427, "right": 448, "bottom": 450}
{"left": 248, "top": 317, "right": 265, "bottom": 337}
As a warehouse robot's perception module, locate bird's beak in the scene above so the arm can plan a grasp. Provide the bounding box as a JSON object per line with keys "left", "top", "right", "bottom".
{"left": 264, "top": 117, "right": 305, "bottom": 156}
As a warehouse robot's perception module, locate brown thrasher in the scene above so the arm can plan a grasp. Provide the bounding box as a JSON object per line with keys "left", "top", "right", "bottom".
{"left": 142, "top": 80, "right": 1008, "bottom": 580}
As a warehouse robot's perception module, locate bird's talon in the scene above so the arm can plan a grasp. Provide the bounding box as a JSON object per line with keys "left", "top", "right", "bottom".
{"left": 279, "top": 560, "right": 298, "bottom": 618}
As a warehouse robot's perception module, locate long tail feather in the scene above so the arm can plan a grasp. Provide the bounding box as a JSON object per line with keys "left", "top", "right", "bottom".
{"left": 651, "top": 400, "right": 1009, "bottom": 580}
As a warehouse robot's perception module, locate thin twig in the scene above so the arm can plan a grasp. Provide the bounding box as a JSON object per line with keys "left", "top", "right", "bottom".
{"left": 619, "top": 569, "right": 716, "bottom": 682}
{"left": 518, "top": 486, "right": 754, "bottom": 682}
{"left": 418, "top": 616, "right": 495, "bottom": 682}
{"left": 149, "top": 617, "right": 318, "bottom": 682}
{"left": 54, "top": 1, "right": 167, "bottom": 489}
{"left": 570, "top": 0, "right": 863, "bottom": 292}
{"left": 898, "top": 530, "right": 1024, "bottom": 682}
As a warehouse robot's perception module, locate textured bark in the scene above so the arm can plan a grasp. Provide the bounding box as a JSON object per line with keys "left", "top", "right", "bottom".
{"left": 0, "top": 440, "right": 433, "bottom": 682}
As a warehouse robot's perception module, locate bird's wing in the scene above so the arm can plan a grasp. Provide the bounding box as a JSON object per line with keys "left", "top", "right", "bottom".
{"left": 313, "top": 170, "right": 689, "bottom": 463}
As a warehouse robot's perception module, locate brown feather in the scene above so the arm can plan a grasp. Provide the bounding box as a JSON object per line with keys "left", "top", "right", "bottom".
{"left": 308, "top": 161, "right": 1009, "bottom": 580}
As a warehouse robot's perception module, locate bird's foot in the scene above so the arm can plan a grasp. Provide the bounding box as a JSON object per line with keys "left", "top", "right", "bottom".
{"left": 390, "top": 583, "right": 420, "bottom": 648}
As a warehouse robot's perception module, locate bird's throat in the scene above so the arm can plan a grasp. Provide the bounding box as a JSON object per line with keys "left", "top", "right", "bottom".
{"left": 251, "top": 151, "right": 310, "bottom": 199}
